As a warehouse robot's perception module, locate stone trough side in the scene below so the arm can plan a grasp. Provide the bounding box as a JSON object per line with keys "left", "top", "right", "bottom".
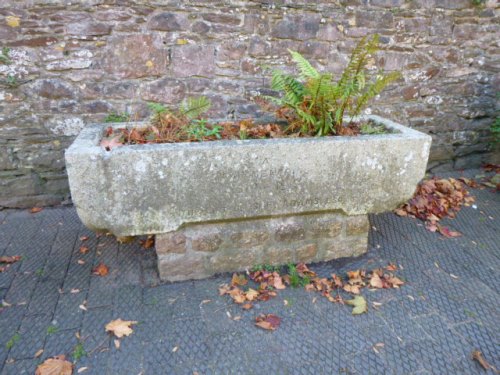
{"left": 156, "top": 212, "right": 369, "bottom": 281}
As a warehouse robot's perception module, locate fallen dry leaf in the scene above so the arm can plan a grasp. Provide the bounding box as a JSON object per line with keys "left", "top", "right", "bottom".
{"left": 141, "top": 235, "right": 155, "bottom": 249}
{"left": 231, "top": 273, "right": 248, "bottom": 287}
{"left": 105, "top": 319, "right": 138, "bottom": 338}
{"left": 79, "top": 246, "right": 89, "bottom": 254}
{"left": 228, "top": 288, "right": 246, "bottom": 304}
{"left": 92, "top": 263, "right": 109, "bottom": 276}
{"left": 255, "top": 314, "right": 281, "bottom": 331}
{"left": 77, "top": 260, "right": 85, "bottom": 265}
{"left": 172, "top": 346, "right": 178, "bottom": 353}
{"left": 437, "top": 225, "right": 462, "bottom": 238}
{"left": 370, "top": 273, "right": 384, "bottom": 289}
{"left": 114, "top": 339, "right": 120, "bottom": 349}
{"left": 0, "top": 256, "right": 21, "bottom": 264}
{"left": 79, "top": 236, "right": 89, "bottom": 241}
{"left": 34, "top": 349, "right": 44, "bottom": 358}
{"left": 472, "top": 350, "right": 493, "bottom": 370}
{"left": 242, "top": 303, "right": 253, "bottom": 310}
{"left": 345, "top": 295, "right": 368, "bottom": 315}
{"left": 245, "top": 288, "right": 259, "bottom": 302}
{"left": 100, "top": 136, "right": 124, "bottom": 151}
{"left": 30, "top": 207, "right": 43, "bottom": 214}
{"left": 35, "top": 355, "right": 73, "bottom": 375}
{"left": 386, "top": 263, "right": 398, "bottom": 271}
{"left": 77, "top": 367, "right": 88, "bottom": 373}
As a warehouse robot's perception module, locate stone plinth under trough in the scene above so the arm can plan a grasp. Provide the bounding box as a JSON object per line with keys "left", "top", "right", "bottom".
{"left": 156, "top": 212, "right": 369, "bottom": 281}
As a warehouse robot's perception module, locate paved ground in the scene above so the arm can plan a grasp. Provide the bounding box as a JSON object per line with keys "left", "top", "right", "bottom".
{"left": 0, "top": 170, "right": 498, "bottom": 375}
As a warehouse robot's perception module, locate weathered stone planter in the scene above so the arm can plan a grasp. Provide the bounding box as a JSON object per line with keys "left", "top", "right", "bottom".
{"left": 66, "top": 115, "right": 431, "bottom": 281}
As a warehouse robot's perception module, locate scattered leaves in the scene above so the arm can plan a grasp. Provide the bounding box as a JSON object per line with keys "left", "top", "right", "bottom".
{"left": 35, "top": 355, "right": 73, "bottom": 375}
{"left": 255, "top": 314, "right": 281, "bottom": 331}
{"left": 105, "top": 319, "right": 138, "bottom": 338}
{"left": 345, "top": 295, "right": 368, "bottom": 315}
{"left": 395, "top": 177, "right": 475, "bottom": 237}
{"left": 92, "top": 263, "right": 109, "bottom": 276}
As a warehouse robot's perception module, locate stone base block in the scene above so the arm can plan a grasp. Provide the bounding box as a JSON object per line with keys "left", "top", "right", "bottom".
{"left": 155, "top": 212, "right": 369, "bottom": 282}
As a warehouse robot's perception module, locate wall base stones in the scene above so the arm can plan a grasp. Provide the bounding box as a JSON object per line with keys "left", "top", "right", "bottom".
{"left": 155, "top": 212, "right": 369, "bottom": 282}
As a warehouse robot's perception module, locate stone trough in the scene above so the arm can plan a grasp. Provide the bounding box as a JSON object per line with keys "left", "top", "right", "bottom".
{"left": 65, "top": 115, "right": 431, "bottom": 281}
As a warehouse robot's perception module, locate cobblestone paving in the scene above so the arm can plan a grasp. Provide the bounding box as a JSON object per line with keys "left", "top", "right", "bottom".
{"left": 0, "top": 170, "right": 498, "bottom": 375}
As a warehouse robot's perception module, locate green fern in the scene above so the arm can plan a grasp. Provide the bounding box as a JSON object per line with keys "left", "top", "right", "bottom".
{"left": 180, "top": 96, "right": 211, "bottom": 120}
{"left": 268, "top": 34, "right": 400, "bottom": 136}
{"left": 289, "top": 49, "right": 320, "bottom": 80}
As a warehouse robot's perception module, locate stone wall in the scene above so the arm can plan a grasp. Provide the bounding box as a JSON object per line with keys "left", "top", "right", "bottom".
{"left": 1, "top": 0, "right": 498, "bottom": 208}
{"left": 156, "top": 212, "right": 369, "bottom": 281}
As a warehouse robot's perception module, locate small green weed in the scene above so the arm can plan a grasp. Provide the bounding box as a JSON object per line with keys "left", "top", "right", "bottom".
{"left": 46, "top": 325, "right": 58, "bottom": 335}
{"left": 360, "top": 122, "right": 387, "bottom": 135}
{"left": 104, "top": 112, "right": 130, "bottom": 123}
{"left": 35, "top": 268, "right": 44, "bottom": 277}
{"left": 72, "top": 342, "right": 86, "bottom": 362}
{"left": 251, "top": 264, "right": 281, "bottom": 272}
{"left": 187, "top": 119, "right": 222, "bottom": 141}
{"left": 5, "top": 74, "right": 18, "bottom": 88}
{"left": 6, "top": 333, "right": 20, "bottom": 349}
{"left": 287, "top": 263, "right": 311, "bottom": 288}
{"left": 0, "top": 47, "right": 11, "bottom": 64}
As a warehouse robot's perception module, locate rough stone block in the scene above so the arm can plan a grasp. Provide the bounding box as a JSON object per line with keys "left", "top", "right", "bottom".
{"left": 155, "top": 233, "right": 186, "bottom": 255}
{"left": 154, "top": 212, "right": 370, "bottom": 282}
{"left": 346, "top": 215, "right": 370, "bottom": 235}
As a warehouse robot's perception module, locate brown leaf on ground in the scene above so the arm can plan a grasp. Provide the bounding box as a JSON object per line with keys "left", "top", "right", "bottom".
{"left": 0, "top": 256, "right": 21, "bottom": 264}
{"left": 218, "top": 284, "right": 231, "bottom": 296}
{"left": 79, "top": 236, "right": 89, "bottom": 241}
{"left": 79, "top": 246, "right": 89, "bottom": 254}
{"left": 35, "top": 355, "right": 73, "bottom": 375}
{"left": 231, "top": 273, "right": 248, "bottom": 287}
{"left": 437, "top": 225, "right": 462, "bottom": 238}
{"left": 228, "top": 287, "right": 246, "bottom": 304}
{"left": 343, "top": 284, "right": 361, "bottom": 294}
{"left": 30, "top": 207, "right": 43, "bottom": 214}
{"left": 255, "top": 314, "right": 281, "bottom": 331}
{"left": 141, "top": 235, "right": 155, "bottom": 249}
{"left": 92, "top": 263, "right": 109, "bottom": 276}
{"left": 105, "top": 319, "right": 138, "bottom": 338}
{"left": 386, "top": 263, "right": 398, "bottom": 271}
{"left": 272, "top": 272, "right": 286, "bottom": 290}
{"left": 472, "top": 350, "right": 493, "bottom": 370}
{"left": 245, "top": 288, "right": 259, "bottom": 301}
{"left": 242, "top": 303, "right": 253, "bottom": 310}
{"left": 370, "top": 273, "right": 384, "bottom": 289}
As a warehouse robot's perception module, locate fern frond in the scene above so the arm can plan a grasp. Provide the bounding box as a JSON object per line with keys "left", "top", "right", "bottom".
{"left": 288, "top": 50, "right": 320, "bottom": 80}
{"left": 352, "top": 71, "right": 401, "bottom": 117}
{"left": 271, "top": 71, "right": 305, "bottom": 106}
{"left": 180, "top": 96, "right": 211, "bottom": 119}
